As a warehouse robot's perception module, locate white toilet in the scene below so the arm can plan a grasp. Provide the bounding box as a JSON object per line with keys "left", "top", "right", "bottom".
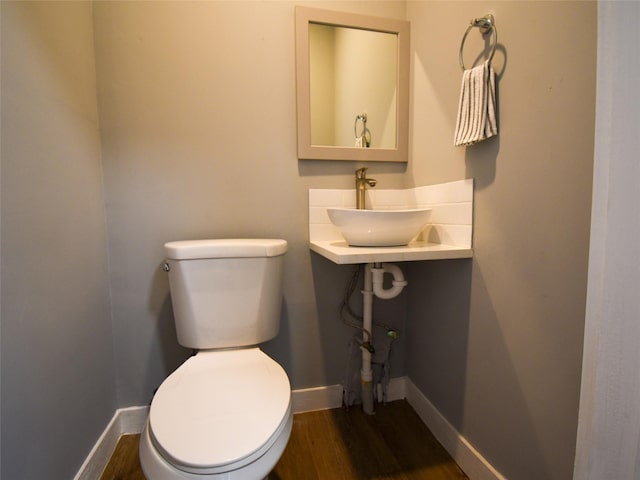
{"left": 139, "top": 239, "right": 292, "bottom": 480}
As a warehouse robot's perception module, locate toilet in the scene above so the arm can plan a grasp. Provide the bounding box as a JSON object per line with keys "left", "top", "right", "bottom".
{"left": 139, "top": 238, "right": 292, "bottom": 480}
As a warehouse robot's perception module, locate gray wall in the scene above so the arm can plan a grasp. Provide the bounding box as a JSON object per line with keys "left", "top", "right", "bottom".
{"left": 91, "top": 0, "right": 409, "bottom": 407}
{"left": 1, "top": 2, "right": 116, "bottom": 479}
{"left": 405, "top": 2, "right": 596, "bottom": 480}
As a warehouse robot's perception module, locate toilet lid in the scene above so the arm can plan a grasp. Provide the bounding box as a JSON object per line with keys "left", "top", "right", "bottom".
{"left": 148, "top": 348, "right": 291, "bottom": 473}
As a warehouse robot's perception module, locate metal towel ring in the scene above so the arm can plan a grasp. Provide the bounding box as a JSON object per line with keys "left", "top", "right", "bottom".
{"left": 354, "top": 113, "right": 367, "bottom": 138}
{"left": 459, "top": 14, "right": 497, "bottom": 71}
{"left": 354, "top": 113, "right": 371, "bottom": 147}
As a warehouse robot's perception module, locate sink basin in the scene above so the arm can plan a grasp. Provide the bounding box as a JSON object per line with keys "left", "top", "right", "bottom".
{"left": 327, "top": 208, "right": 432, "bottom": 247}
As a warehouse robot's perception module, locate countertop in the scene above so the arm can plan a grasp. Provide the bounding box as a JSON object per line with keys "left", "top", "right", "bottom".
{"left": 310, "top": 240, "right": 473, "bottom": 265}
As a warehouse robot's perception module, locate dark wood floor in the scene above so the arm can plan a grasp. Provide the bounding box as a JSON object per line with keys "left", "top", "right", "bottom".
{"left": 99, "top": 400, "right": 468, "bottom": 480}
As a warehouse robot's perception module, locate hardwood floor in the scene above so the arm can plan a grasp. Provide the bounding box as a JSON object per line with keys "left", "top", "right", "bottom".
{"left": 99, "top": 433, "right": 146, "bottom": 480}
{"left": 99, "top": 400, "right": 468, "bottom": 480}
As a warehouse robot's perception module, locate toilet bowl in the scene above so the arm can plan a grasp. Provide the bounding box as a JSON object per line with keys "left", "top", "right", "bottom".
{"left": 139, "top": 239, "right": 292, "bottom": 480}
{"left": 139, "top": 349, "right": 292, "bottom": 479}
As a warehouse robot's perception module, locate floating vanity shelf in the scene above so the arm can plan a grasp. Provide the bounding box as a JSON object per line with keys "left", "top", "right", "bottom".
{"left": 310, "top": 240, "right": 472, "bottom": 265}
{"left": 309, "top": 179, "right": 474, "bottom": 265}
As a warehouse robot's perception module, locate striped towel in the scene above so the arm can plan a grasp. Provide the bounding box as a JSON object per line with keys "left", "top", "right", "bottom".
{"left": 454, "top": 60, "right": 497, "bottom": 146}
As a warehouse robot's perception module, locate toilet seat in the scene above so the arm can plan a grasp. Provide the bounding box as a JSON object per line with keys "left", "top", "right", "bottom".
{"left": 148, "top": 348, "right": 291, "bottom": 475}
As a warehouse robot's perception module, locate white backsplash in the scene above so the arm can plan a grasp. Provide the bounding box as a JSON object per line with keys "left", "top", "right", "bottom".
{"left": 309, "top": 178, "right": 473, "bottom": 248}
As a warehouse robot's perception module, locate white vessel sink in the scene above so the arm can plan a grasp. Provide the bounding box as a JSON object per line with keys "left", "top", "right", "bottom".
{"left": 327, "top": 208, "right": 432, "bottom": 247}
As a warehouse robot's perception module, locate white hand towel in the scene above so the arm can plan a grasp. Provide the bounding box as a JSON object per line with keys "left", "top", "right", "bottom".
{"left": 454, "top": 60, "right": 497, "bottom": 146}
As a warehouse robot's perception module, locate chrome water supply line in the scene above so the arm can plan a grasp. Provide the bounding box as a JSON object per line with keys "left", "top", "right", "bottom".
{"left": 340, "top": 265, "right": 372, "bottom": 346}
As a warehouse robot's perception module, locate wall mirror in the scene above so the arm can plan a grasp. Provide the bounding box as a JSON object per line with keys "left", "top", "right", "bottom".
{"left": 295, "top": 7, "right": 410, "bottom": 162}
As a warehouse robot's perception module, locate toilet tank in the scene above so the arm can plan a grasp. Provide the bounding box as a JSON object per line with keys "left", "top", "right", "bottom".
{"left": 163, "top": 239, "right": 287, "bottom": 349}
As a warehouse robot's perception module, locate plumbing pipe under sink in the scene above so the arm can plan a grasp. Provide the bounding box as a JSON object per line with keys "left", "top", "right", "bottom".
{"left": 361, "top": 262, "right": 407, "bottom": 415}
{"left": 371, "top": 263, "right": 407, "bottom": 299}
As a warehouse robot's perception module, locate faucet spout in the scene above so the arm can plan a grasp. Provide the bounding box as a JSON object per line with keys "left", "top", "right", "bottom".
{"left": 355, "top": 167, "right": 377, "bottom": 209}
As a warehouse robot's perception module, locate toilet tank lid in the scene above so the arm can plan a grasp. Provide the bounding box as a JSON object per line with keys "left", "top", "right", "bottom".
{"left": 164, "top": 239, "right": 287, "bottom": 260}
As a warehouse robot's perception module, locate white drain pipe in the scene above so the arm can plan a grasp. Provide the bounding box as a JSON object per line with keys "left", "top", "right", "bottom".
{"left": 371, "top": 263, "right": 408, "bottom": 300}
{"left": 361, "top": 265, "right": 375, "bottom": 415}
{"left": 361, "top": 263, "right": 407, "bottom": 415}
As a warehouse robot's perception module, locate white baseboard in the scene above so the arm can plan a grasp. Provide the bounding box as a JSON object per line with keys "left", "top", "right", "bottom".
{"left": 405, "top": 380, "right": 506, "bottom": 480}
{"left": 73, "top": 406, "right": 148, "bottom": 480}
{"left": 386, "top": 376, "right": 408, "bottom": 402}
{"left": 291, "top": 376, "right": 408, "bottom": 413}
{"left": 76, "top": 378, "right": 503, "bottom": 480}
{"left": 292, "top": 384, "right": 343, "bottom": 413}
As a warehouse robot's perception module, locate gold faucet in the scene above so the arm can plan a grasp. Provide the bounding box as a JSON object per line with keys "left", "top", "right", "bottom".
{"left": 355, "top": 167, "right": 377, "bottom": 209}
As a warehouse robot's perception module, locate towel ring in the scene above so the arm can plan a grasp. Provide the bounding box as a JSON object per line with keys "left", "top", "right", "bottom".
{"left": 459, "top": 14, "right": 497, "bottom": 71}
{"left": 354, "top": 113, "right": 367, "bottom": 139}
{"left": 354, "top": 113, "right": 371, "bottom": 147}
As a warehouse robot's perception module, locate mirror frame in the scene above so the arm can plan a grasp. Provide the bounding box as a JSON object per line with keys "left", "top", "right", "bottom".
{"left": 295, "top": 7, "right": 410, "bottom": 162}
